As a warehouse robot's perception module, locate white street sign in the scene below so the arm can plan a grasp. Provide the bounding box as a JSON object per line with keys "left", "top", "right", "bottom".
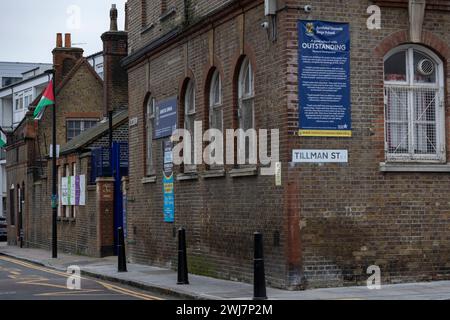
{"left": 292, "top": 149, "right": 348, "bottom": 163}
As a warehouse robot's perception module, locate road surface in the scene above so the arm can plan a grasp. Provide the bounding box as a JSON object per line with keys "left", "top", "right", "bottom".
{"left": 0, "top": 254, "right": 165, "bottom": 300}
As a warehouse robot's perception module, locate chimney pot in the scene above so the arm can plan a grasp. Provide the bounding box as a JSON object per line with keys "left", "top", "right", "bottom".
{"left": 56, "top": 33, "right": 63, "bottom": 48}
{"left": 110, "top": 4, "right": 118, "bottom": 31}
{"left": 64, "top": 33, "right": 71, "bottom": 48}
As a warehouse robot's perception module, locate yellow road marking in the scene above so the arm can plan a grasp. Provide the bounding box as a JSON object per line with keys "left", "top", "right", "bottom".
{"left": 0, "top": 256, "right": 161, "bottom": 300}
{"left": 36, "top": 289, "right": 102, "bottom": 296}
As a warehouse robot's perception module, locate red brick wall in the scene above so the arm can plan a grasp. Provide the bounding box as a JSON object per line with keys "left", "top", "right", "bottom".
{"left": 284, "top": 0, "right": 450, "bottom": 288}
{"left": 127, "top": 0, "right": 236, "bottom": 55}
{"left": 126, "top": 0, "right": 290, "bottom": 287}
{"left": 126, "top": 0, "right": 450, "bottom": 290}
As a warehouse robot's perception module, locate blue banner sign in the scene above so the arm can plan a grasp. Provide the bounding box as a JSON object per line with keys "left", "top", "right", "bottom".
{"left": 298, "top": 20, "right": 351, "bottom": 137}
{"left": 155, "top": 97, "right": 177, "bottom": 139}
{"left": 163, "top": 173, "right": 175, "bottom": 223}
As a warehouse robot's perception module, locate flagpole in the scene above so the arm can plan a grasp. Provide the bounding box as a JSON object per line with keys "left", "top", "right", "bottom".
{"left": 49, "top": 69, "right": 58, "bottom": 259}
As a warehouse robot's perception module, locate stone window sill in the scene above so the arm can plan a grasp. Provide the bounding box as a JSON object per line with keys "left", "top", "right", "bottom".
{"left": 379, "top": 162, "right": 450, "bottom": 172}
{"left": 160, "top": 8, "right": 176, "bottom": 22}
{"left": 142, "top": 176, "right": 157, "bottom": 184}
{"left": 141, "top": 23, "right": 155, "bottom": 35}
{"left": 201, "top": 169, "right": 226, "bottom": 179}
{"left": 177, "top": 172, "right": 199, "bottom": 181}
{"left": 229, "top": 166, "right": 258, "bottom": 178}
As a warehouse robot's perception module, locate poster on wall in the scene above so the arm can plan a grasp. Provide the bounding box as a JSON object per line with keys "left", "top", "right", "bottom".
{"left": 163, "top": 140, "right": 175, "bottom": 223}
{"left": 61, "top": 175, "right": 86, "bottom": 206}
{"left": 155, "top": 97, "right": 178, "bottom": 139}
{"left": 298, "top": 20, "right": 352, "bottom": 137}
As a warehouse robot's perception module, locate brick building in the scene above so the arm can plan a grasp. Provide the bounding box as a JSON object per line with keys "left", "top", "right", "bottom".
{"left": 122, "top": 0, "right": 450, "bottom": 289}
{"left": 5, "top": 5, "right": 128, "bottom": 257}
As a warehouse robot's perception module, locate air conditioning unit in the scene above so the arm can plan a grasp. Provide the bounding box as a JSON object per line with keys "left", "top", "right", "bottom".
{"left": 265, "top": 0, "right": 277, "bottom": 16}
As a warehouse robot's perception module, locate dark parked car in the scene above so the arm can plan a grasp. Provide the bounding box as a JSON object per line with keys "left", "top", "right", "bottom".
{"left": 0, "top": 217, "right": 6, "bottom": 241}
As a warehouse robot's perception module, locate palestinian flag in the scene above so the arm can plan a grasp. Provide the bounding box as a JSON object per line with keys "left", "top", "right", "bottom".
{"left": 34, "top": 80, "right": 55, "bottom": 119}
{"left": 0, "top": 131, "right": 6, "bottom": 148}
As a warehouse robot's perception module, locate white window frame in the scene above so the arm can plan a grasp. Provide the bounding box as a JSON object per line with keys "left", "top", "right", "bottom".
{"left": 384, "top": 45, "right": 445, "bottom": 163}
{"left": 146, "top": 97, "right": 156, "bottom": 176}
{"left": 66, "top": 119, "right": 99, "bottom": 141}
{"left": 208, "top": 70, "right": 223, "bottom": 167}
{"left": 238, "top": 57, "right": 255, "bottom": 163}
{"left": 14, "top": 93, "right": 23, "bottom": 111}
{"left": 184, "top": 79, "right": 196, "bottom": 172}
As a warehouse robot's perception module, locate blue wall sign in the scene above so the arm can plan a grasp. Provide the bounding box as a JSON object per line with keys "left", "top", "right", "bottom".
{"left": 155, "top": 97, "right": 178, "bottom": 139}
{"left": 298, "top": 20, "right": 351, "bottom": 137}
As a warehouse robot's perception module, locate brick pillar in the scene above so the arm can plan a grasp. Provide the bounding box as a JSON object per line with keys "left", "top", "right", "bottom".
{"left": 96, "top": 177, "right": 115, "bottom": 257}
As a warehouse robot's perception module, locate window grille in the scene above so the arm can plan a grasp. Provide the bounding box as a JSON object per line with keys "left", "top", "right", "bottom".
{"left": 384, "top": 46, "right": 445, "bottom": 162}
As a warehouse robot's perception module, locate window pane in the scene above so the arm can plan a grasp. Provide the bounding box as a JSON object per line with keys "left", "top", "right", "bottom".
{"left": 386, "top": 88, "right": 408, "bottom": 122}
{"left": 413, "top": 88, "right": 438, "bottom": 155}
{"left": 146, "top": 116, "right": 153, "bottom": 175}
{"left": 211, "top": 72, "right": 221, "bottom": 106}
{"left": 84, "top": 121, "right": 97, "bottom": 130}
{"left": 211, "top": 108, "right": 223, "bottom": 131}
{"left": 241, "top": 99, "right": 254, "bottom": 131}
{"left": 385, "top": 51, "right": 406, "bottom": 82}
{"left": 414, "top": 51, "right": 436, "bottom": 84}
{"left": 185, "top": 81, "right": 195, "bottom": 114}
{"left": 385, "top": 87, "right": 409, "bottom": 154}
{"left": 414, "top": 123, "right": 436, "bottom": 154}
{"left": 414, "top": 88, "right": 436, "bottom": 122}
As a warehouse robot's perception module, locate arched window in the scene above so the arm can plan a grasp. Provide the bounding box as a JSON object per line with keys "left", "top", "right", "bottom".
{"left": 384, "top": 45, "right": 445, "bottom": 162}
{"left": 145, "top": 96, "right": 156, "bottom": 176}
{"left": 184, "top": 79, "right": 196, "bottom": 171}
{"left": 209, "top": 69, "right": 223, "bottom": 131}
{"left": 238, "top": 57, "right": 255, "bottom": 162}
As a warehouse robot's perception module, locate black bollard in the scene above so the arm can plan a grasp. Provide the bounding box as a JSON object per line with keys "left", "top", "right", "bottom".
{"left": 253, "top": 232, "right": 268, "bottom": 300}
{"left": 117, "top": 227, "right": 127, "bottom": 272}
{"left": 177, "top": 228, "right": 189, "bottom": 285}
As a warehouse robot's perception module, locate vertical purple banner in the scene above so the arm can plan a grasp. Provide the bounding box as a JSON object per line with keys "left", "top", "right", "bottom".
{"left": 75, "top": 175, "right": 81, "bottom": 206}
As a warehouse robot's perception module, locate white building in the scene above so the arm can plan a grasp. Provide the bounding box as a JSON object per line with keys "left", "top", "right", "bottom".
{"left": 0, "top": 62, "right": 52, "bottom": 88}
{"left": 87, "top": 52, "right": 104, "bottom": 80}
{"left": 0, "top": 62, "right": 50, "bottom": 218}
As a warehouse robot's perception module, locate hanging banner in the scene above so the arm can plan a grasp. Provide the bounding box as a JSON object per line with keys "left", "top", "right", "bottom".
{"left": 163, "top": 140, "right": 175, "bottom": 223}
{"left": 155, "top": 97, "right": 178, "bottom": 139}
{"left": 298, "top": 20, "right": 352, "bottom": 137}
{"left": 61, "top": 175, "right": 86, "bottom": 206}
{"left": 163, "top": 173, "right": 175, "bottom": 223}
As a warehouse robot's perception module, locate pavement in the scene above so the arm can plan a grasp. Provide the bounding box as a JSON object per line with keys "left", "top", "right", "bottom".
{"left": 2, "top": 243, "right": 450, "bottom": 300}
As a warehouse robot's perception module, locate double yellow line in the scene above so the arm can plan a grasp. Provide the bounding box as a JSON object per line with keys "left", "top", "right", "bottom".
{"left": 0, "top": 255, "right": 162, "bottom": 300}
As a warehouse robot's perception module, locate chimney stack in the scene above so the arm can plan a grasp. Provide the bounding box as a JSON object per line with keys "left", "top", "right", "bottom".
{"left": 102, "top": 4, "right": 128, "bottom": 116}
{"left": 52, "top": 33, "right": 83, "bottom": 86}
{"left": 64, "top": 33, "right": 72, "bottom": 48}
{"left": 56, "top": 33, "right": 63, "bottom": 48}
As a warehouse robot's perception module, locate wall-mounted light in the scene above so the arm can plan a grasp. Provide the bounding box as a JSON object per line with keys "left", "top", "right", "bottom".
{"left": 264, "top": 0, "right": 277, "bottom": 16}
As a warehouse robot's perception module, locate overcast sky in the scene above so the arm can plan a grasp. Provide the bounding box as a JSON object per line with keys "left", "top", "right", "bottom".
{"left": 0, "top": 0, "right": 127, "bottom": 63}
